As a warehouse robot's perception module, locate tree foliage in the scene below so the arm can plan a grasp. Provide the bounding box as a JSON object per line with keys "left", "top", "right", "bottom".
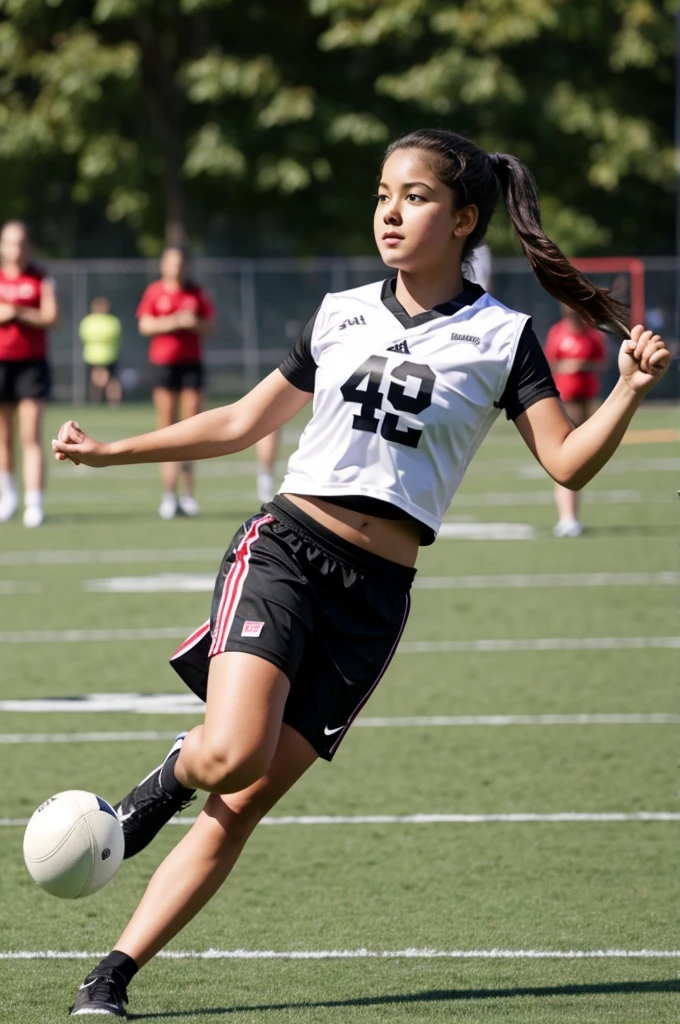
{"left": 0, "top": 0, "right": 674, "bottom": 256}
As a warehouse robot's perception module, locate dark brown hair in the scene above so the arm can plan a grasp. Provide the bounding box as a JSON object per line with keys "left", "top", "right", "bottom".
{"left": 383, "top": 130, "right": 628, "bottom": 336}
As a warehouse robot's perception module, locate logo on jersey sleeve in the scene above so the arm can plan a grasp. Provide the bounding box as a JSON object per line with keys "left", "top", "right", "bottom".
{"left": 339, "top": 315, "right": 367, "bottom": 330}
{"left": 451, "top": 332, "right": 480, "bottom": 345}
{"left": 386, "top": 340, "right": 410, "bottom": 354}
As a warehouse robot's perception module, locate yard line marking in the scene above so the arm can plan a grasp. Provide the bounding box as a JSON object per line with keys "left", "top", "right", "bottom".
{"left": 2, "top": 948, "right": 680, "bottom": 960}
{"left": 517, "top": 457, "right": 680, "bottom": 478}
{"left": 3, "top": 812, "right": 680, "bottom": 827}
{"left": 0, "top": 627, "right": 192, "bottom": 643}
{"left": 449, "top": 489, "right": 671, "bottom": 508}
{"left": 0, "top": 581, "right": 41, "bottom": 595}
{"left": 44, "top": 490, "right": 255, "bottom": 506}
{"left": 438, "top": 522, "right": 536, "bottom": 540}
{"left": 400, "top": 637, "right": 680, "bottom": 653}
{"left": 0, "top": 731, "right": 182, "bottom": 744}
{"left": 1, "top": 713, "right": 678, "bottom": 733}
{"left": 84, "top": 570, "right": 680, "bottom": 594}
{"left": 61, "top": 460, "right": 260, "bottom": 480}
{"left": 85, "top": 574, "right": 214, "bottom": 593}
{"left": 0, "top": 630, "right": 677, "bottom": 651}
{"left": 0, "top": 549, "right": 222, "bottom": 567}
{"left": 415, "top": 571, "right": 680, "bottom": 590}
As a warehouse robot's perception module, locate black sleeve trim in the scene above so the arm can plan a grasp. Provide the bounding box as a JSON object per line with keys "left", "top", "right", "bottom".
{"left": 278, "top": 307, "right": 320, "bottom": 393}
{"left": 498, "top": 321, "right": 560, "bottom": 421}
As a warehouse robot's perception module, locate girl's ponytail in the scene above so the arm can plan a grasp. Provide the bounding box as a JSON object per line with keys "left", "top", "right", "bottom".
{"left": 490, "top": 153, "right": 629, "bottom": 337}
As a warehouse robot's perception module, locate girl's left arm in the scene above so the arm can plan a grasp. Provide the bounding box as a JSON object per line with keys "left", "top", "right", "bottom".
{"left": 514, "top": 325, "right": 670, "bottom": 489}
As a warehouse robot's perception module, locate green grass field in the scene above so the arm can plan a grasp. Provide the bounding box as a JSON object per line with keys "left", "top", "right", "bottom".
{"left": 1, "top": 401, "right": 678, "bottom": 1022}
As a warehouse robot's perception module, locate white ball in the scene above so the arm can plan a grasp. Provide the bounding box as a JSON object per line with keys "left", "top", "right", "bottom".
{"left": 23, "top": 790, "right": 124, "bottom": 899}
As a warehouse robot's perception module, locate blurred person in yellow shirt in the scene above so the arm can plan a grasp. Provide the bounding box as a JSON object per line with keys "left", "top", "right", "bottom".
{"left": 79, "top": 297, "right": 122, "bottom": 407}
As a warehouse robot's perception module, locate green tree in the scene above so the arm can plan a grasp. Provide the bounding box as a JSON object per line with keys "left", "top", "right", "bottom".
{"left": 0, "top": 0, "right": 674, "bottom": 256}
{"left": 313, "top": 0, "right": 676, "bottom": 255}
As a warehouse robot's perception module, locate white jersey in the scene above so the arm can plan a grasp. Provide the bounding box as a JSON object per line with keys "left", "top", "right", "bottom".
{"left": 279, "top": 278, "right": 555, "bottom": 543}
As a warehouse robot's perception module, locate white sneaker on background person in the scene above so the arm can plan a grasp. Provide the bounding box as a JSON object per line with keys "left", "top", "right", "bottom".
{"left": 23, "top": 490, "right": 44, "bottom": 528}
{"left": 158, "top": 492, "right": 178, "bottom": 520}
{"left": 23, "top": 505, "right": 44, "bottom": 528}
{"left": 0, "top": 490, "right": 18, "bottom": 522}
{"left": 0, "top": 471, "right": 18, "bottom": 521}
{"left": 178, "top": 494, "right": 200, "bottom": 517}
{"left": 553, "top": 517, "right": 584, "bottom": 538}
{"left": 256, "top": 471, "right": 275, "bottom": 504}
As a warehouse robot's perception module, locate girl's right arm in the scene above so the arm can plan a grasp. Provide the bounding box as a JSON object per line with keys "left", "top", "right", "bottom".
{"left": 52, "top": 370, "right": 312, "bottom": 467}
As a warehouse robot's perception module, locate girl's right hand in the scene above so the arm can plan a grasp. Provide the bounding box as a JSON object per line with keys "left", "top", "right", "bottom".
{"left": 51, "top": 421, "right": 110, "bottom": 467}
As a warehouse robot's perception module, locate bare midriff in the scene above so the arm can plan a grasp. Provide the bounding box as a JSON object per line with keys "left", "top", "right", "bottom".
{"left": 283, "top": 494, "right": 420, "bottom": 568}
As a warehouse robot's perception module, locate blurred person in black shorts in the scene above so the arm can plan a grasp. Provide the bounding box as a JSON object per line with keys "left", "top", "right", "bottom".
{"left": 0, "top": 221, "right": 58, "bottom": 527}
{"left": 137, "top": 247, "right": 214, "bottom": 519}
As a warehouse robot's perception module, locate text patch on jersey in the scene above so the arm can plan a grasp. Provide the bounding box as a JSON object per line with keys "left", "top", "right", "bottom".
{"left": 241, "top": 620, "right": 265, "bottom": 637}
{"left": 451, "top": 332, "right": 480, "bottom": 345}
{"left": 339, "top": 316, "right": 366, "bottom": 330}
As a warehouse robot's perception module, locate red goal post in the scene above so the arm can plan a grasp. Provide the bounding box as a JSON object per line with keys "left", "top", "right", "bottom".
{"left": 571, "top": 257, "right": 645, "bottom": 333}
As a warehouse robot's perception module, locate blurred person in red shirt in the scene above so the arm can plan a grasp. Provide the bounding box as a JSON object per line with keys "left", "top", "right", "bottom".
{"left": 137, "top": 247, "right": 214, "bottom": 519}
{"left": 0, "top": 221, "right": 58, "bottom": 528}
{"left": 545, "top": 304, "right": 606, "bottom": 537}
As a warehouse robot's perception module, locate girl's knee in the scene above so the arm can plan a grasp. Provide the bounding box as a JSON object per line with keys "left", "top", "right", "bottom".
{"left": 192, "top": 744, "right": 270, "bottom": 795}
{"left": 203, "top": 792, "right": 269, "bottom": 841}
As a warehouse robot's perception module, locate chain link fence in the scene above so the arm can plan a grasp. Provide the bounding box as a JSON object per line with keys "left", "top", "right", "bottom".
{"left": 47, "top": 256, "right": 678, "bottom": 402}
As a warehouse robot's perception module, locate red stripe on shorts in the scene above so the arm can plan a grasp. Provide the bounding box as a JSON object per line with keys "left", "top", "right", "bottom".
{"left": 208, "top": 514, "right": 274, "bottom": 657}
{"left": 170, "top": 619, "right": 211, "bottom": 661}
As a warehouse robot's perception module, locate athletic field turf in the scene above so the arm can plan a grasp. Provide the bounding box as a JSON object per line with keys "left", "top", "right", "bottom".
{"left": 1, "top": 402, "right": 678, "bottom": 1022}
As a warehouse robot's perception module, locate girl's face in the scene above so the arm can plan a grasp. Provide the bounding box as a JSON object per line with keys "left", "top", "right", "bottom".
{"left": 160, "top": 247, "right": 185, "bottom": 282}
{"left": 374, "top": 149, "right": 475, "bottom": 274}
{"left": 0, "top": 223, "right": 29, "bottom": 269}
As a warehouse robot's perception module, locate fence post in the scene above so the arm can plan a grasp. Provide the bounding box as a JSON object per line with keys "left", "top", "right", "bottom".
{"left": 71, "top": 265, "right": 88, "bottom": 404}
{"left": 239, "top": 264, "right": 259, "bottom": 392}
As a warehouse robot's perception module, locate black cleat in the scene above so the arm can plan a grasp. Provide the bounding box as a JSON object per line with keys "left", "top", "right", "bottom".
{"left": 114, "top": 732, "right": 196, "bottom": 859}
{"left": 70, "top": 967, "right": 128, "bottom": 1016}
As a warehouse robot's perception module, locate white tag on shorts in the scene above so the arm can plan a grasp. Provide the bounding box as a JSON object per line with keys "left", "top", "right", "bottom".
{"left": 241, "top": 620, "right": 265, "bottom": 638}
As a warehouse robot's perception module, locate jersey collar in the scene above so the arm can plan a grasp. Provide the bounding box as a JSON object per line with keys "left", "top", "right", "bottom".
{"left": 381, "top": 277, "right": 485, "bottom": 329}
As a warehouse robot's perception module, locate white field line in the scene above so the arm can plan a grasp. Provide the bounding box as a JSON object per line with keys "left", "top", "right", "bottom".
{"left": 450, "top": 489, "right": 671, "bottom": 508}
{"left": 0, "top": 627, "right": 193, "bottom": 643}
{"left": 0, "top": 549, "right": 222, "bottom": 566}
{"left": 438, "top": 522, "right": 535, "bottom": 540}
{"left": 2, "top": 812, "right": 680, "bottom": 828}
{"left": 83, "top": 570, "right": 680, "bottom": 594}
{"left": 415, "top": 571, "right": 680, "bottom": 590}
{"left": 400, "top": 637, "right": 680, "bottom": 653}
{"left": 44, "top": 490, "right": 256, "bottom": 506}
{"left": 1, "top": 714, "right": 679, "bottom": 737}
{"left": 516, "top": 457, "right": 680, "bottom": 479}
{"left": 60, "top": 459, "right": 260, "bottom": 481}
{"left": 0, "top": 581, "right": 41, "bottom": 595}
{"left": 1, "top": 629, "right": 678, "bottom": 651}
{"left": 2, "top": 948, "right": 680, "bottom": 961}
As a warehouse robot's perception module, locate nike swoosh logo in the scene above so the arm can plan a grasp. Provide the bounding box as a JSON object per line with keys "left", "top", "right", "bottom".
{"left": 117, "top": 807, "right": 136, "bottom": 823}
{"left": 79, "top": 980, "right": 97, "bottom": 990}
{"left": 323, "top": 724, "right": 345, "bottom": 736}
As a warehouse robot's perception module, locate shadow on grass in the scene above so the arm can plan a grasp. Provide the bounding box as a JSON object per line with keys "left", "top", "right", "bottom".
{"left": 128, "top": 978, "right": 680, "bottom": 1019}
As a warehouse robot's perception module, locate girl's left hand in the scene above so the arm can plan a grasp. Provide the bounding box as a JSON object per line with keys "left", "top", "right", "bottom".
{"left": 619, "top": 325, "right": 671, "bottom": 395}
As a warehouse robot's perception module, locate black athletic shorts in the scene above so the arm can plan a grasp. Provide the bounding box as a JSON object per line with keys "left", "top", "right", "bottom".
{"left": 150, "top": 362, "right": 204, "bottom": 392}
{"left": 170, "top": 495, "right": 415, "bottom": 761}
{"left": 0, "top": 359, "right": 51, "bottom": 402}
{"left": 89, "top": 361, "right": 119, "bottom": 377}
